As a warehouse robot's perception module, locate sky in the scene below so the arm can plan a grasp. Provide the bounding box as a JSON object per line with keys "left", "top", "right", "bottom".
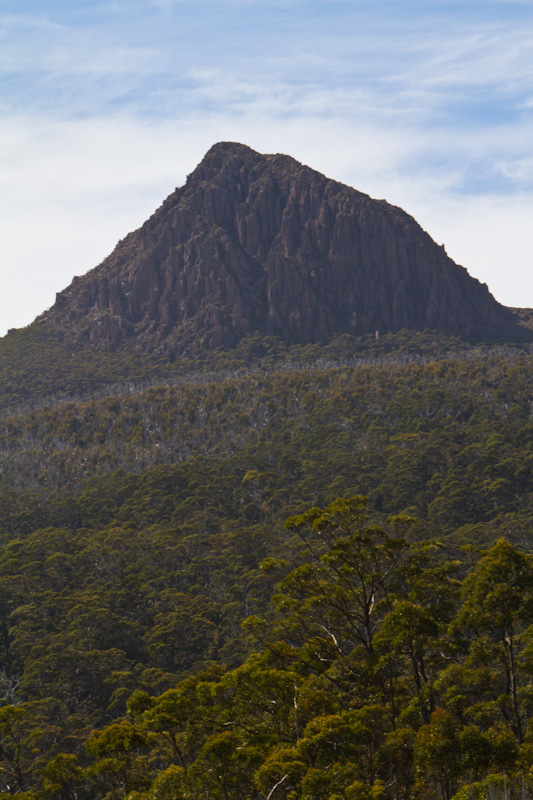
{"left": 1, "top": 0, "right": 533, "bottom": 337}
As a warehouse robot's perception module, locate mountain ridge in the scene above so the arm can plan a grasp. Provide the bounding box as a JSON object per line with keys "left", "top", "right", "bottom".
{"left": 34, "top": 141, "right": 531, "bottom": 353}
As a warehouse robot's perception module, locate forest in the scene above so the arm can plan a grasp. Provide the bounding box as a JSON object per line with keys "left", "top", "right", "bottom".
{"left": 1, "top": 330, "right": 533, "bottom": 798}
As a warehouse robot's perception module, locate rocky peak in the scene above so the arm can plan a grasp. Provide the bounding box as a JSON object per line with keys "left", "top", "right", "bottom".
{"left": 41, "top": 142, "right": 529, "bottom": 352}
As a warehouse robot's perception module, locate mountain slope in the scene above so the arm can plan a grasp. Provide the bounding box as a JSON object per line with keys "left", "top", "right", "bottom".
{"left": 3, "top": 147, "right": 533, "bottom": 799}
{"left": 38, "top": 141, "right": 528, "bottom": 352}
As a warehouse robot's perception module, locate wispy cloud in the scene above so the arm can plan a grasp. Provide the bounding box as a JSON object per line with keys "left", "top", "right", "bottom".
{"left": 0, "top": 12, "right": 62, "bottom": 30}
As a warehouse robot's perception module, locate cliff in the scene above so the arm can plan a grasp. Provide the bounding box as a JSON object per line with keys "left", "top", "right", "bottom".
{"left": 40, "top": 142, "right": 528, "bottom": 351}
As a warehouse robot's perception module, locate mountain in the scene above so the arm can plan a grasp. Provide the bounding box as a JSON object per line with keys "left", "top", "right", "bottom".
{"left": 4, "top": 144, "right": 533, "bottom": 799}
{"left": 38, "top": 141, "right": 529, "bottom": 353}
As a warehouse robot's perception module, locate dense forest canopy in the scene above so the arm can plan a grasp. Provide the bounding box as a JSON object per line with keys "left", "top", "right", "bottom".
{"left": 1, "top": 329, "right": 533, "bottom": 798}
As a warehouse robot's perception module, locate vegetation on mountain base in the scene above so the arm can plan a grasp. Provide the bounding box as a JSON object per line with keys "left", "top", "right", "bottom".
{"left": 1, "top": 330, "right": 533, "bottom": 797}
{"left": 2, "top": 332, "right": 533, "bottom": 557}
{"left": 0, "top": 498, "right": 533, "bottom": 798}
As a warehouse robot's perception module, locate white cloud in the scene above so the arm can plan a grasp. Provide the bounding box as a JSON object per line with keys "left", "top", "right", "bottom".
{"left": 412, "top": 195, "right": 533, "bottom": 309}
{"left": 497, "top": 157, "right": 533, "bottom": 183}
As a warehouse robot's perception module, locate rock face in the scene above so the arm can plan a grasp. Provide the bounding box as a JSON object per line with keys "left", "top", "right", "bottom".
{"left": 42, "top": 142, "right": 527, "bottom": 351}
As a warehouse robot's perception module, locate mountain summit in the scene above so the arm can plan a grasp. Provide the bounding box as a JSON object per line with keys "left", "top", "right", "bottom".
{"left": 41, "top": 142, "right": 528, "bottom": 351}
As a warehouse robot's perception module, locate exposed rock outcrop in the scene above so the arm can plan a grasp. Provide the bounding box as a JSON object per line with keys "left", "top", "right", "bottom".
{"left": 41, "top": 142, "right": 529, "bottom": 351}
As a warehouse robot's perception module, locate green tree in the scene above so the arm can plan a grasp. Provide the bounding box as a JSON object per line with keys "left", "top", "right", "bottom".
{"left": 276, "top": 497, "right": 409, "bottom": 668}
{"left": 0, "top": 704, "right": 43, "bottom": 794}
{"left": 453, "top": 539, "right": 533, "bottom": 743}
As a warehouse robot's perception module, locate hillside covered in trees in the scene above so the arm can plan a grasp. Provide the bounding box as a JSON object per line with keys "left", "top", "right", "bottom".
{"left": 3, "top": 139, "right": 533, "bottom": 800}
{"left": 1, "top": 329, "right": 533, "bottom": 798}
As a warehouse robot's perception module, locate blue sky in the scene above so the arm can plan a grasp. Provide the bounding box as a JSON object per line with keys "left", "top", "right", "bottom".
{"left": 2, "top": 0, "right": 533, "bottom": 335}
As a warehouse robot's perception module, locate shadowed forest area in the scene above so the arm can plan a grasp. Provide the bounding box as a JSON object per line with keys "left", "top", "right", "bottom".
{"left": 1, "top": 331, "right": 533, "bottom": 798}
